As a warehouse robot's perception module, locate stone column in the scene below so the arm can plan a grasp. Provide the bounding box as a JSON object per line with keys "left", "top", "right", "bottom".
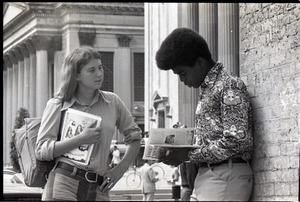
{"left": 177, "top": 3, "right": 199, "bottom": 127}
{"left": 113, "top": 35, "right": 131, "bottom": 143}
{"left": 15, "top": 47, "right": 24, "bottom": 109}
{"left": 26, "top": 40, "right": 37, "bottom": 117}
{"left": 218, "top": 3, "right": 239, "bottom": 75}
{"left": 4, "top": 56, "right": 13, "bottom": 136}
{"left": 3, "top": 69, "right": 8, "bottom": 164}
{"left": 114, "top": 35, "right": 132, "bottom": 111}
{"left": 198, "top": 3, "right": 218, "bottom": 61}
{"left": 65, "top": 28, "right": 80, "bottom": 55}
{"left": 7, "top": 66, "right": 14, "bottom": 164}
{"left": 3, "top": 59, "right": 9, "bottom": 164}
{"left": 52, "top": 36, "right": 63, "bottom": 93}
{"left": 31, "top": 35, "right": 52, "bottom": 116}
{"left": 20, "top": 44, "right": 30, "bottom": 110}
{"left": 9, "top": 51, "right": 19, "bottom": 127}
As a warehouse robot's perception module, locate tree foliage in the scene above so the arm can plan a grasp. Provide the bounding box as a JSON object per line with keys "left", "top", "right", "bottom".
{"left": 10, "top": 107, "right": 30, "bottom": 172}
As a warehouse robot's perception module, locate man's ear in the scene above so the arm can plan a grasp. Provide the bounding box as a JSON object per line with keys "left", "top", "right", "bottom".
{"left": 196, "top": 57, "right": 206, "bottom": 67}
{"left": 196, "top": 57, "right": 206, "bottom": 66}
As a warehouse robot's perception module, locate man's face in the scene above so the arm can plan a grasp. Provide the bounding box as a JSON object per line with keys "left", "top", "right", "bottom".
{"left": 172, "top": 62, "right": 206, "bottom": 88}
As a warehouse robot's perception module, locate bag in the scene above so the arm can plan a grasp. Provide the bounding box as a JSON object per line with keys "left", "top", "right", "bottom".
{"left": 14, "top": 117, "right": 55, "bottom": 188}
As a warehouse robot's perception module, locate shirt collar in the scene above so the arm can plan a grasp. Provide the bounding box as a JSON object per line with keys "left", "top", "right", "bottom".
{"left": 61, "top": 89, "right": 110, "bottom": 111}
{"left": 201, "top": 61, "right": 223, "bottom": 88}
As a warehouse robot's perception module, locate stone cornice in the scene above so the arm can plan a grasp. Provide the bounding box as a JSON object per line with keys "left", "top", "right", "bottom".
{"left": 56, "top": 3, "right": 144, "bottom": 16}
{"left": 4, "top": 2, "right": 144, "bottom": 33}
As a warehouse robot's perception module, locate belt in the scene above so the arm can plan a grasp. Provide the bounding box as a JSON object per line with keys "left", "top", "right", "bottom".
{"left": 57, "top": 162, "right": 104, "bottom": 186}
{"left": 198, "top": 158, "right": 247, "bottom": 168}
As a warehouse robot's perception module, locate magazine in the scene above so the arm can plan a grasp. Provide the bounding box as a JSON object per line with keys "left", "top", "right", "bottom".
{"left": 142, "top": 128, "right": 198, "bottom": 160}
{"left": 60, "top": 108, "right": 102, "bottom": 165}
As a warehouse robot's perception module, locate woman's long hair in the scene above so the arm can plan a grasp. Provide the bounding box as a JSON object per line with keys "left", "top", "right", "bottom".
{"left": 56, "top": 46, "right": 102, "bottom": 102}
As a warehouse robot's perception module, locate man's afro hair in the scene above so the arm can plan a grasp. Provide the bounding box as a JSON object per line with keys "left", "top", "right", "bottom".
{"left": 155, "top": 28, "right": 212, "bottom": 70}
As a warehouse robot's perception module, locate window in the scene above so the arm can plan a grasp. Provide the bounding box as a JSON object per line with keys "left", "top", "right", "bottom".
{"left": 158, "top": 110, "right": 165, "bottom": 128}
{"left": 133, "top": 53, "right": 144, "bottom": 101}
{"left": 99, "top": 52, "right": 114, "bottom": 92}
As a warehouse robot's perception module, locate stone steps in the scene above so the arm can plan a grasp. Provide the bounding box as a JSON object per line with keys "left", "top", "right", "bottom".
{"left": 110, "top": 188, "right": 173, "bottom": 201}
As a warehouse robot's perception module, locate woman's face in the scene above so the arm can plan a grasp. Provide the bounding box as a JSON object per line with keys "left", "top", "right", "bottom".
{"left": 76, "top": 58, "right": 104, "bottom": 91}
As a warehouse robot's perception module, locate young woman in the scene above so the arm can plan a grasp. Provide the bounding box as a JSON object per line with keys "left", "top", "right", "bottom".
{"left": 35, "top": 46, "right": 142, "bottom": 201}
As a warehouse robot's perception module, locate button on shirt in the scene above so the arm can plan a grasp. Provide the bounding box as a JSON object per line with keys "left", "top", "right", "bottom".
{"left": 35, "top": 90, "right": 142, "bottom": 175}
{"left": 189, "top": 62, "right": 253, "bottom": 164}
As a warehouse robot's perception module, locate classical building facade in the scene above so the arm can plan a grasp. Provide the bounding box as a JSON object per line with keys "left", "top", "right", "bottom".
{"left": 3, "top": 2, "right": 145, "bottom": 164}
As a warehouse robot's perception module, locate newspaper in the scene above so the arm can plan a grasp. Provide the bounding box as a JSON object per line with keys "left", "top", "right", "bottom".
{"left": 142, "top": 128, "right": 197, "bottom": 160}
{"left": 60, "top": 108, "right": 102, "bottom": 165}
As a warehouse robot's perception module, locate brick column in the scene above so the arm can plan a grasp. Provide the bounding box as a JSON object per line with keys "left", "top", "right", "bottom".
{"left": 31, "top": 35, "right": 52, "bottom": 116}
{"left": 25, "top": 40, "right": 37, "bottom": 117}
{"left": 20, "top": 44, "right": 30, "bottom": 111}
{"left": 218, "top": 3, "right": 239, "bottom": 75}
{"left": 198, "top": 3, "right": 218, "bottom": 61}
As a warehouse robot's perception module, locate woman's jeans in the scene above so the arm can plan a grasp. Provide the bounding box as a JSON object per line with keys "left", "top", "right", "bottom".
{"left": 41, "top": 166, "right": 110, "bottom": 201}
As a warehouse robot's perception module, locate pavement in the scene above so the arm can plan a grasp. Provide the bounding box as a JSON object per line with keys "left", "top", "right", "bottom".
{"left": 110, "top": 162, "right": 180, "bottom": 201}
{"left": 111, "top": 162, "right": 180, "bottom": 190}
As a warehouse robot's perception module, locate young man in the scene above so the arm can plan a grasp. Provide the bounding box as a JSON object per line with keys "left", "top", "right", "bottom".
{"left": 155, "top": 28, "right": 254, "bottom": 201}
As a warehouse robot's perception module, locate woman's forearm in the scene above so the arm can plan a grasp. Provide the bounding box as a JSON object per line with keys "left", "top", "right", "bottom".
{"left": 117, "top": 140, "right": 141, "bottom": 171}
{"left": 53, "top": 136, "right": 81, "bottom": 158}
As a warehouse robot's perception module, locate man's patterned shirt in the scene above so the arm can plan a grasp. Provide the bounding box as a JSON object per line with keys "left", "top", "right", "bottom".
{"left": 189, "top": 62, "right": 253, "bottom": 164}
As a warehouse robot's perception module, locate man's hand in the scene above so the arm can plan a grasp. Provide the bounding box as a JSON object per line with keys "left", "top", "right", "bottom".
{"left": 158, "top": 148, "right": 190, "bottom": 167}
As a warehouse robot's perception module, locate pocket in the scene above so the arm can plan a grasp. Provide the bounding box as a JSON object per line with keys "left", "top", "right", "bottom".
{"left": 53, "top": 173, "right": 79, "bottom": 200}
{"left": 208, "top": 166, "right": 232, "bottom": 182}
{"left": 239, "top": 174, "right": 253, "bottom": 182}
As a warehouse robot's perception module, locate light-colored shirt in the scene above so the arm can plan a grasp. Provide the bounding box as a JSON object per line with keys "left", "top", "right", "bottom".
{"left": 112, "top": 149, "right": 121, "bottom": 164}
{"left": 189, "top": 62, "right": 253, "bottom": 164}
{"left": 35, "top": 90, "right": 142, "bottom": 175}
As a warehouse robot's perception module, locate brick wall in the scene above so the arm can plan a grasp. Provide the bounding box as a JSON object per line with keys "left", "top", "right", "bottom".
{"left": 239, "top": 3, "right": 300, "bottom": 201}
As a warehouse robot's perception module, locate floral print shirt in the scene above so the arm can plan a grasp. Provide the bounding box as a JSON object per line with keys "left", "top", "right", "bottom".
{"left": 189, "top": 62, "right": 253, "bottom": 164}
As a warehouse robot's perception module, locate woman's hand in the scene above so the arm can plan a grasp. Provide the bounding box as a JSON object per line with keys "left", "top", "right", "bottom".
{"left": 76, "top": 121, "right": 102, "bottom": 145}
{"left": 99, "top": 164, "right": 128, "bottom": 192}
{"left": 54, "top": 121, "right": 102, "bottom": 158}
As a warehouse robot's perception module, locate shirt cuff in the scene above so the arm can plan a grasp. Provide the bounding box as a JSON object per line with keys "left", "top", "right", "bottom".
{"left": 123, "top": 132, "right": 142, "bottom": 145}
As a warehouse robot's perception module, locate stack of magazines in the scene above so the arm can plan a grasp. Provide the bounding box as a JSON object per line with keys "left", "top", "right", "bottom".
{"left": 142, "top": 128, "right": 197, "bottom": 161}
